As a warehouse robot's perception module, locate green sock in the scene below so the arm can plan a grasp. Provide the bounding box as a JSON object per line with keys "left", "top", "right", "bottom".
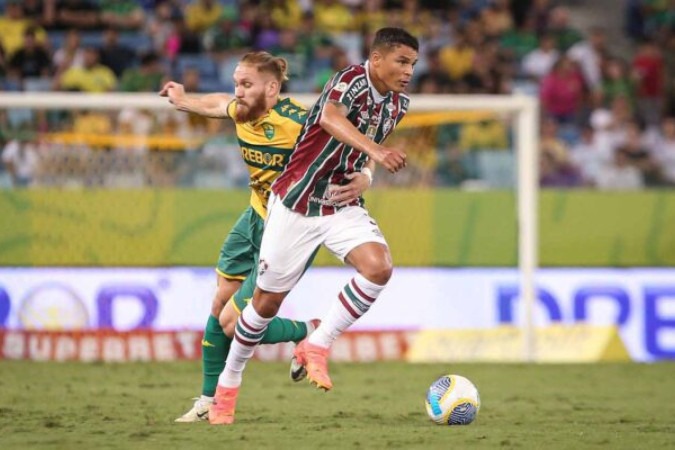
{"left": 201, "top": 315, "right": 231, "bottom": 397}
{"left": 260, "top": 317, "right": 308, "bottom": 344}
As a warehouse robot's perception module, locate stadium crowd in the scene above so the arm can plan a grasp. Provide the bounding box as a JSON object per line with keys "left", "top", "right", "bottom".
{"left": 1, "top": 0, "right": 675, "bottom": 189}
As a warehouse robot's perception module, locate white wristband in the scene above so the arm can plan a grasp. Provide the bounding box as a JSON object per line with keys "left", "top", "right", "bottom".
{"left": 361, "top": 167, "right": 373, "bottom": 186}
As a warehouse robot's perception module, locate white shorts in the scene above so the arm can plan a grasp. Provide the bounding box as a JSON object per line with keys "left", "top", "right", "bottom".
{"left": 256, "top": 194, "right": 388, "bottom": 293}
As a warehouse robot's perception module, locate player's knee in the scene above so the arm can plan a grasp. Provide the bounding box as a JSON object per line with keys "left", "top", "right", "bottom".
{"left": 218, "top": 306, "right": 238, "bottom": 338}
{"left": 361, "top": 259, "right": 393, "bottom": 286}
{"left": 210, "top": 297, "right": 226, "bottom": 318}
{"left": 220, "top": 316, "right": 236, "bottom": 338}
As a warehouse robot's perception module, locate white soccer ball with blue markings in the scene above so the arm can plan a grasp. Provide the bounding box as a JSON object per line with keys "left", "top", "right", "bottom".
{"left": 425, "top": 374, "right": 480, "bottom": 425}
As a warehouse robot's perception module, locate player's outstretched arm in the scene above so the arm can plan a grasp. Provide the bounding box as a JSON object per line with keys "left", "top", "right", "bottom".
{"left": 320, "top": 101, "right": 406, "bottom": 173}
{"left": 159, "top": 81, "right": 232, "bottom": 118}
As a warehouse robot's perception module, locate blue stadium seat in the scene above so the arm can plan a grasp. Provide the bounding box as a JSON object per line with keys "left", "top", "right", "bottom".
{"left": 176, "top": 55, "right": 219, "bottom": 79}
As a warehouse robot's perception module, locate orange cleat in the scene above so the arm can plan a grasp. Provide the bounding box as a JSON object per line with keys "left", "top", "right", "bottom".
{"left": 293, "top": 339, "right": 333, "bottom": 391}
{"left": 208, "top": 385, "right": 239, "bottom": 425}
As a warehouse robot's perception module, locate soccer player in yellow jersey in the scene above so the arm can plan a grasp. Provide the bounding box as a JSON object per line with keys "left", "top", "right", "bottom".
{"left": 160, "top": 51, "right": 374, "bottom": 423}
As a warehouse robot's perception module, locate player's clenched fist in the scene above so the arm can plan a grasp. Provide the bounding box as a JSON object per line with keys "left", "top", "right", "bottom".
{"left": 371, "top": 146, "right": 407, "bottom": 173}
{"left": 158, "top": 81, "right": 185, "bottom": 104}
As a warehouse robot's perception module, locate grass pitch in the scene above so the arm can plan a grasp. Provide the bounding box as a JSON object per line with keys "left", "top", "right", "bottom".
{"left": 1, "top": 361, "right": 674, "bottom": 449}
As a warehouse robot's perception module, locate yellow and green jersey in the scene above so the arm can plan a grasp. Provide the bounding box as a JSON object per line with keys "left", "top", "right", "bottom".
{"left": 227, "top": 97, "right": 307, "bottom": 219}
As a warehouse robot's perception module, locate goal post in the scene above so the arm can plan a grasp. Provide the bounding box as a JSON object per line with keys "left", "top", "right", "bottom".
{"left": 0, "top": 92, "right": 540, "bottom": 361}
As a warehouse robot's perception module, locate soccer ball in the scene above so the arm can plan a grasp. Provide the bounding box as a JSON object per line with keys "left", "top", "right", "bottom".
{"left": 425, "top": 374, "right": 480, "bottom": 425}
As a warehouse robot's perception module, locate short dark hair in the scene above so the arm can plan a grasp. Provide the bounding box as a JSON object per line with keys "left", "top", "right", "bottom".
{"left": 371, "top": 27, "right": 419, "bottom": 53}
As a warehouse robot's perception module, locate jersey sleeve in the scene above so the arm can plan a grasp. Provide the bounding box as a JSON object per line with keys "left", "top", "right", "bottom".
{"left": 325, "top": 68, "right": 368, "bottom": 111}
{"left": 226, "top": 99, "right": 237, "bottom": 118}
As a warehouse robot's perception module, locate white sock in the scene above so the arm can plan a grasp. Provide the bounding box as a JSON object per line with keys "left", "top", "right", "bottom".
{"left": 309, "top": 273, "right": 386, "bottom": 349}
{"left": 218, "top": 305, "right": 273, "bottom": 388}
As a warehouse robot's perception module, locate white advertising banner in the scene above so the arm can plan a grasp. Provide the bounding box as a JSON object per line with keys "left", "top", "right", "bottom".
{"left": 0, "top": 267, "right": 674, "bottom": 361}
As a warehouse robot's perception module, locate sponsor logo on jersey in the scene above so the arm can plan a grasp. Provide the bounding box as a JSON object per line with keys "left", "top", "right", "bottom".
{"left": 334, "top": 82, "right": 348, "bottom": 92}
{"left": 346, "top": 78, "right": 367, "bottom": 101}
{"left": 241, "top": 147, "right": 285, "bottom": 167}
{"left": 262, "top": 122, "right": 275, "bottom": 140}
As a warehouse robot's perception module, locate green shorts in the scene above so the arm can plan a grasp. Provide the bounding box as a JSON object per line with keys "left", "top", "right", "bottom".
{"left": 215, "top": 206, "right": 264, "bottom": 282}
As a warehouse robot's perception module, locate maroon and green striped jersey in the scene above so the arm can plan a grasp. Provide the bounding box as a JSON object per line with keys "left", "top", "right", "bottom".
{"left": 271, "top": 62, "right": 410, "bottom": 216}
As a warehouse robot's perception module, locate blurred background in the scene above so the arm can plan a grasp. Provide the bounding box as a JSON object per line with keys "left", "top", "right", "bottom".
{"left": 0, "top": 0, "right": 674, "bottom": 364}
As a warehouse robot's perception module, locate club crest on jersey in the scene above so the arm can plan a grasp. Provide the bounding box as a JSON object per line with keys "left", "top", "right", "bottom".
{"left": 383, "top": 118, "right": 395, "bottom": 135}
{"left": 262, "top": 123, "right": 275, "bottom": 140}
{"left": 334, "top": 82, "right": 348, "bottom": 92}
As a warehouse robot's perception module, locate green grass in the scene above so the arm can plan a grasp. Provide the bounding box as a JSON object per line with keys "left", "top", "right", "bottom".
{"left": 1, "top": 362, "right": 674, "bottom": 449}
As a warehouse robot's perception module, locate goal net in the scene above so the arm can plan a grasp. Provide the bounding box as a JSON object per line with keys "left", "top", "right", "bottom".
{"left": 0, "top": 92, "right": 539, "bottom": 359}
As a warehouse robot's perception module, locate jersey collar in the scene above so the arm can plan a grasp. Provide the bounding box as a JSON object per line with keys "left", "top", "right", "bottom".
{"left": 364, "top": 60, "right": 388, "bottom": 104}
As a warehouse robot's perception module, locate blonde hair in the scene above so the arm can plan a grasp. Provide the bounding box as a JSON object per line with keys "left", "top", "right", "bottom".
{"left": 240, "top": 51, "right": 289, "bottom": 82}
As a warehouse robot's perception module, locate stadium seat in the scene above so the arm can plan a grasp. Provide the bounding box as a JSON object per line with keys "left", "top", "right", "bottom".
{"left": 176, "top": 55, "right": 219, "bottom": 79}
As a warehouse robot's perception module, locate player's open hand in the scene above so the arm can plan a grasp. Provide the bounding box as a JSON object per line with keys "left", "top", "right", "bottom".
{"left": 371, "top": 146, "right": 407, "bottom": 173}
{"left": 329, "top": 172, "right": 371, "bottom": 206}
{"left": 158, "top": 81, "right": 185, "bottom": 104}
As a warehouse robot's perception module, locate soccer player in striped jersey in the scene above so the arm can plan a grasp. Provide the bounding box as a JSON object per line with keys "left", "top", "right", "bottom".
{"left": 210, "top": 28, "right": 418, "bottom": 425}
{"left": 159, "top": 51, "right": 372, "bottom": 423}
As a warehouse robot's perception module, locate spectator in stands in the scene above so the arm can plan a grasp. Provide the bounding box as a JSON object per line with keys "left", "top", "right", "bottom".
{"left": 45, "top": 0, "right": 100, "bottom": 30}
{"left": 251, "top": 10, "right": 280, "bottom": 50}
{"left": 499, "top": 15, "right": 539, "bottom": 61}
{"left": 355, "top": 0, "right": 387, "bottom": 35}
{"left": 570, "top": 124, "right": 610, "bottom": 185}
{"left": 539, "top": 151, "right": 583, "bottom": 187}
{"left": 525, "top": 0, "right": 554, "bottom": 35}
{"left": 119, "top": 51, "right": 164, "bottom": 92}
{"left": 202, "top": 9, "right": 250, "bottom": 58}
{"left": 56, "top": 46, "right": 117, "bottom": 92}
{"left": 268, "top": 0, "right": 303, "bottom": 30}
{"left": 146, "top": 1, "right": 181, "bottom": 57}
{"left": 654, "top": 116, "right": 675, "bottom": 184}
{"left": 568, "top": 27, "right": 607, "bottom": 91}
{"left": 53, "top": 29, "right": 84, "bottom": 77}
{"left": 22, "top": 0, "right": 49, "bottom": 28}
{"left": 548, "top": 6, "right": 583, "bottom": 51}
{"left": 313, "top": 0, "right": 353, "bottom": 35}
{"left": 439, "top": 28, "right": 475, "bottom": 82}
{"left": 599, "top": 58, "right": 636, "bottom": 110}
{"left": 7, "top": 28, "right": 52, "bottom": 83}
{"left": 621, "top": 119, "right": 662, "bottom": 185}
{"left": 99, "top": 0, "right": 145, "bottom": 30}
{"left": 595, "top": 147, "right": 644, "bottom": 190}
{"left": 540, "top": 56, "right": 585, "bottom": 123}
{"left": 0, "top": 44, "right": 7, "bottom": 82}
{"left": 269, "top": 29, "right": 308, "bottom": 91}
{"left": 2, "top": 138, "right": 41, "bottom": 187}
{"left": 0, "top": 0, "right": 48, "bottom": 58}
{"left": 459, "top": 118, "right": 510, "bottom": 152}
{"left": 99, "top": 27, "right": 136, "bottom": 77}
{"left": 481, "top": 0, "right": 514, "bottom": 38}
{"left": 522, "top": 33, "right": 559, "bottom": 80}
{"left": 540, "top": 117, "right": 574, "bottom": 164}
{"left": 632, "top": 39, "right": 665, "bottom": 126}
{"left": 414, "top": 48, "right": 452, "bottom": 93}
{"left": 185, "top": 0, "right": 222, "bottom": 34}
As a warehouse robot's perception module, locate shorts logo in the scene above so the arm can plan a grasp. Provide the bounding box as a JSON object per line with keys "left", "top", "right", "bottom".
{"left": 334, "top": 82, "right": 348, "bottom": 92}
{"left": 258, "top": 259, "right": 269, "bottom": 276}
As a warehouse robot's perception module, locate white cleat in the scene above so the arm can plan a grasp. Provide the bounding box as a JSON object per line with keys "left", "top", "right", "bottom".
{"left": 290, "top": 319, "right": 320, "bottom": 382}
{"left": 175, "top": 396, "right": 213, "bottom": 423}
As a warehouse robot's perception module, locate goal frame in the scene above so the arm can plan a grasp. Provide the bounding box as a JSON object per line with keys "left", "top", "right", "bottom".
{"left": 0, "top": 92, "right": 540, "bottom": 360}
